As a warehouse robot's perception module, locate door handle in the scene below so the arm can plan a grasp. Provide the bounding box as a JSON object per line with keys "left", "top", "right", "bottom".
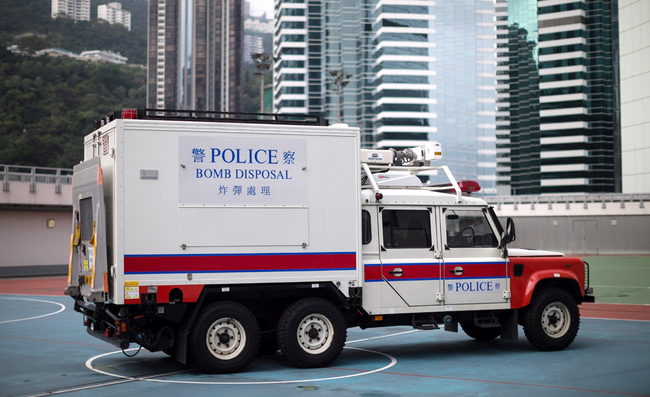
{"left": 449, "top": 266, "right": 463, "bottom": 276}
{"left": 388, "top": 268, "right": 403, "bottom": 277}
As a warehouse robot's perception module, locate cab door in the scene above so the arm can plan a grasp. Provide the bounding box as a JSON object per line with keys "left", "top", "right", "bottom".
{"left": 378, "top": 207, "right": 442, "bottom": 308}
{"left": 439, "top": 206, "right": 508, "bottom": 305}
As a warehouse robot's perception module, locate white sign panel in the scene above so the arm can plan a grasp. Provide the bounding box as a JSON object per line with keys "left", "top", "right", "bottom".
{"left": 179, "top": 136, "right": 307, "bottom": 206}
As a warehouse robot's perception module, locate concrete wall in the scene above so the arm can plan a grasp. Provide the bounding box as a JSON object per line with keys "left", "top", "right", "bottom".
{"left": 488, "top": 194, "right": 650, "bottom": 255}
{"left": 507, "top": 215, "right": 649, "bottom": 255}
{"left": 0, "top": 210, "right": 72, "bottom": 276}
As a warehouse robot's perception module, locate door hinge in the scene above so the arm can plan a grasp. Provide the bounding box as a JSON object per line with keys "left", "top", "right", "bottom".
{"left": 503, "top": 290, "right": 511, "bottom": 299}
{"left": 436, "top": 292, "right": 444, "bottom": 302}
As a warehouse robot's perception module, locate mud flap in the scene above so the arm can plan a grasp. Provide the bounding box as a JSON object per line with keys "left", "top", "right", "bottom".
{"left": 500, "top": 309, "right": 519, "bottom": 341}
{"left": 65, "top": 156, "right": 109, "bottom": 302}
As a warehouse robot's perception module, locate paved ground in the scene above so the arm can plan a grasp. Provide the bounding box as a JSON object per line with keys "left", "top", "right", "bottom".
{"left": 1, "top": 256, "right": 649, "bottom": 396}
{"left": 0, "top": 294, "right": 649, "bottom": 397}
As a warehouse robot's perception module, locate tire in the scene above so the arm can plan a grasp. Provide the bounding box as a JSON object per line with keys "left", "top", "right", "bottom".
{"left": 523, "top": 287, "right": 580, "bottom": 351}
{"left": 461, "top": 323, "right": 501, "bottom": 341}
{"left": 278, "top": 297, "right": 346, "bottom": 368}
{"left": 188, "top": 301, "right": 260, "bottom": 373}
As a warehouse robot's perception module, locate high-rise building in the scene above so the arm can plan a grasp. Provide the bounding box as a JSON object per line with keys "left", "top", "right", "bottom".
{"left": 273, "top": 0, "right": 497, "bottom": 193}
{"left": 620, "top": 0, "right": 650, "bottom": 193}
{"left": 147, "top": 0, "right": 244, "bottom": 112}
{"left": 495, "top": 0, "right": 620, "bottom": 195}
{"left": 51, "top": 0, "right": 90, "bottom": 21}
{"left": 98, "top": 2, "right": 132, "bottom": 31}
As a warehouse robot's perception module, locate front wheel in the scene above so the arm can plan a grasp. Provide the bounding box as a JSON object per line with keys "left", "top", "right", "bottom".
{"left": 188, "top": 301, "right": 260, "bottom": 373}
{"left": 278, "top": 297, "right": 346, "bottom": 368}
{"left": 523, "top": 288, "right": 580, "bottom": 351}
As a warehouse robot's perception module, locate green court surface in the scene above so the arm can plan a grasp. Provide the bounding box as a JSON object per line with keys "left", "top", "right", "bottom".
{"left": 581, "top": 256, "right": 650, "bottom": 305}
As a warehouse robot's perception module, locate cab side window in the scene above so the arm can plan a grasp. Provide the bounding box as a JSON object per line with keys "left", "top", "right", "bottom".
{"left": 382, "top": 209, "right": 432, "bottom": 249}
{"left": 445, "top": 209, "right": 497, "bottom": 248}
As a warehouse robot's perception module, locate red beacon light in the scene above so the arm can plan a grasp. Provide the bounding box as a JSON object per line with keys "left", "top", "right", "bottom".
{"left": 122, "top": 108, "right": 138, "bottom": 119}
{"left": 427, "top": 180, "right": 481, "bottom": 196}
{"left": 458, "top": 180, "right": 481, "bottom": 195}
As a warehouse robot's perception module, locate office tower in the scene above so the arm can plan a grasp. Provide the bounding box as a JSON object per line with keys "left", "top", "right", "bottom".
{"left": 495, "top": 0, "right": 620, "bottom": 195}
{"left": 98, "top": 2, "right": 132, "bottom": 31}
{"left": 274, "top": 0, "right": 497, "bottom": 193}
{"left": 51, "top": 0, "right": 90, "bottom": 21}
{"left": 147, "top": 0, "right": 244, "bottom": 112}
{"left": 620, "top": 0, "right": 650, "bottom": 193}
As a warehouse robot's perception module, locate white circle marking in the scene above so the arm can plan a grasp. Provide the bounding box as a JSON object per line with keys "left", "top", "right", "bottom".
{"left": 86, "top": 346, "right": 397, "bottom": 385}
{"left": 0, "top": 297, "right": 66, "bottom": 324}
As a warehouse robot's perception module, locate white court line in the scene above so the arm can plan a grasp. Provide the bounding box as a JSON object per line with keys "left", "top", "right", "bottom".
{"left": 346, "top": 329, "right": 423, "bottom": 344}
{"left": 86, "top": 346, "right": 398, "bottom": 385}
{"left": 24, "top": 370, "right": 192, "bottom": 397}
{"left": 0, "top": 297, "right": 66, "bottom": 324}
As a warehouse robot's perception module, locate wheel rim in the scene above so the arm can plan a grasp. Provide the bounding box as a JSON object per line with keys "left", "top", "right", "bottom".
{"left": 296, "top": 313, "right": 333, "bottom": 355}
{"left": 206, "top": 317, "right": 246, "bottom": 360}
{"left": 541, "top": 302, "right": 571, "bottom": 338}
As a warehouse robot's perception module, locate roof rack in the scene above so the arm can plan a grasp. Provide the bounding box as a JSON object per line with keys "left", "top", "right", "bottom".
{"left": 95, "top": 108, "right": 328, "bottom": 129}
{"left": 361, "top": 164, "right": 464, "bottom": 203}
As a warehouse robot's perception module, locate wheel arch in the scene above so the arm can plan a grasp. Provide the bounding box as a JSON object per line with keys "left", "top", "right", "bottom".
{"left": 522, "top": 270, "right": 582, "bottom": 308}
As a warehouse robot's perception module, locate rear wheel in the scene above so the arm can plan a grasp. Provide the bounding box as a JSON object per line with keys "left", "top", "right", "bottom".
{"left": 189, "top": 301, "right": 260, "bottom": 373}
{"left": 523, "top": 288, "right": 579, "bottom": 351}
{"left": 278, "top": 298, "right": 346, "bottom": 368}
{"left": 461, "top": 323, "right": 501, "bottom": 340}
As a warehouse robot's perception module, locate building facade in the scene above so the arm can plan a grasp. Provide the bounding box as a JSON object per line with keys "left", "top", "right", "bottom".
{"left": 79, "top": 50, "right": 128, "bottom": 64}
{"left": 147, "top": 0, "right": 244, "bottom": 112}
{"left": 495, "top": 0, "right": 620, "bottom": 195}
{"left": 51, "top": 0, "right": 90, "bottom": 21}
{"left": 98, "top": 2, "right": 132, "bottom": 31}
{"left": 620, "top": 0, "right": 650, "bottom": 193}
{"left": 273, "top": 0, "right": 498, "bottom": 194}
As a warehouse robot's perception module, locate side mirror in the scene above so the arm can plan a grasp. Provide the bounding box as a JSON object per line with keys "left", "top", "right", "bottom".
{"left": 505, "top": 217, "right": 516, "bottom": 243}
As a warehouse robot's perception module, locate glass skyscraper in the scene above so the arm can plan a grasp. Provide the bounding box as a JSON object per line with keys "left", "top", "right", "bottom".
{"left": 495, "top": 0, "right": 620, "bottom": 195}
{"left": 273, "top": 0, "right": 498, "bottom": 194}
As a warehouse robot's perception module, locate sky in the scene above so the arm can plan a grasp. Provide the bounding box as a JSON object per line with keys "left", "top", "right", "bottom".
{"left": 248, "top": 0, "right": 274, "bottom": 18}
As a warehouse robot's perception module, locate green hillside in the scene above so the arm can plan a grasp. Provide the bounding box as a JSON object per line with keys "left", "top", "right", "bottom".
{"left": 0, "top": 0, "right": 265, "bottom": 168}
{"left": 1, "top": 0, "right": 147, "bottom": 65}
{"left": 0, "top": 0, "right": 148, "bottom": 168}
{"left": 0, "top": 49, "right": 146, "bottom": 168}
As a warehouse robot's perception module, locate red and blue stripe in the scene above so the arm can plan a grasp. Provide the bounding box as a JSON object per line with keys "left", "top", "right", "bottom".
{"left": 124, "top": 252, "right": 356, "bottom": 275}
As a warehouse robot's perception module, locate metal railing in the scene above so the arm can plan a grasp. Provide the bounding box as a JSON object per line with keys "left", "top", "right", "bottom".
{"left": 485, "top": 193, "right": 648, "bottom": 210}
{"left": 1, "top": 164, "right": 73, "bottom": 193}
